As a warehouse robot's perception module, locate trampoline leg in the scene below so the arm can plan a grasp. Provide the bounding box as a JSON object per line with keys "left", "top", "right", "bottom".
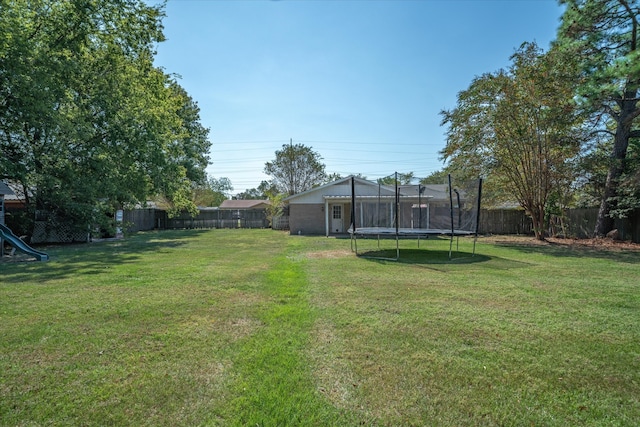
{"left": 396, "top": 237, "right": 399, "bottom": 260}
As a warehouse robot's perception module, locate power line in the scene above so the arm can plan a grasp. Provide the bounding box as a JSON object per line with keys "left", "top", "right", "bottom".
{"left": 210, "top": 139, "right": 443, "bottom": 147}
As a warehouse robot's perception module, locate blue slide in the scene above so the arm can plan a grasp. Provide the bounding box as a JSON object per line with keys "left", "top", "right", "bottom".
{"left": 0, "top": 223, "right": 49, "bottom": 261}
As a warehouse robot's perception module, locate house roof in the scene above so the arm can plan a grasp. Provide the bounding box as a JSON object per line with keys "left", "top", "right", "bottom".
{"left": 284, "top": 176, "right": 382, "bottom": 202}
{"left": 284, "top": 176, "right": 451, "bottom": 203}
{"left": 219, "top": 199, "right": 271, "bottom": 209}
{"left": 0, "top": 182, "right": 15, "bottom": 196}
{"left": 399, "top": 184, "right": 449, "bottom": 199}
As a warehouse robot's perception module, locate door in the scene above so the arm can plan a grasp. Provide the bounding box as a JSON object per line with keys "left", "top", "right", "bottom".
{"left": 331, "top": 204, "right": 344, "bottom": 233}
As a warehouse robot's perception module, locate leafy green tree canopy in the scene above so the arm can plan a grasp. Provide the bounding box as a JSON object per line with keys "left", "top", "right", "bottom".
{"left": 557, "top": 0, "right": 640, "bottom": 235}
{"left": 440, "top": 42, "right": 584, "bottom": 239}
{"left": 420, "top": 170, "right": 450, "bottom": 185}
{"left": 377, "top": 172, "right": 415, "bottom": 186}
{"left": 264, "top": 142, "right": 327, "bottom": 196}
{"left": 235, "top": 181, "right": 278, "bottom": 200}
{"left": 193, "top": 177, "right": 233, "bottom": 207}
{"left": 0, "top": 0, "right": 211, "bottom": 232}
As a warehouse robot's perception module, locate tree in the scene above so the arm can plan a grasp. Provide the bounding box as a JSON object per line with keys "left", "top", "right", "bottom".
{"left": 235, "top": 181, "right": 278, "bottom": 200}
{"left": 265, "top": 192, "right": 286, "bottom": 228}
{"left": 324, "top": 172, "right": 343, "bottom": 183}
{"left": 0, "top": 1, "right": 210, "bottom": 233}
{"left": 420, "top": 170, "right": 450, "bottom": 185}
{"left": 264, "top": 142, "right": 326, "bottom": 196}
{"left": 377, "top": 172, "right": 415, "bottom": 185}
{"left": 193, "top": 177, "right": 233, "bottom": 207}
{"left": 440, "top": 43, "right": 584, "bottom": 240}
{"left": 557, "top": 0, "right": 640, "bottom": 236}
{"left": 612, "top": 137, "right": 640, "bottom": 217}
{"left": 235, "top": 188, "right": 263, "bottom": 200}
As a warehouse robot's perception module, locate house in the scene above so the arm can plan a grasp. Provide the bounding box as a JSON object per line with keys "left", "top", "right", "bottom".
{"left": 0, "top": 182, "right": 14, "bottom": 226}
{"left": 0, "top": 182, "right": 25, "bottom": 211}
{"left": 284, "top": 176, "right": 457, "bottom": 236}
{"left": 219, "top": 200, "right": 271, "bottom": 210}
{"left": 218, "top": 199, "right": 271, "bottom": 229}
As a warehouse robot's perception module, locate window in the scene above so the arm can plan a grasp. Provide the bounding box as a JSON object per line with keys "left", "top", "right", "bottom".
{"left": 333, "top": 205, "right": 342, "bottom": 219}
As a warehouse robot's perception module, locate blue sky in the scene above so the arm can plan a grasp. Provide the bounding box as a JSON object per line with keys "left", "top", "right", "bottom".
{"left": 152, "top": 0, "right": 565, "bottom": 195}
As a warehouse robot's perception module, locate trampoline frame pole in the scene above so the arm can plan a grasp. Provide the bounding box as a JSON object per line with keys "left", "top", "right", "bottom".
{"left": 454, "top": 188, "right": 461, "bottom": 253}
{"left": 473, "top": 178, "right": 483, "bottom": 257}
{"left": 417, "top": 184, "right": 422, "bottom": 249}
{"left": 448, "top": 174, "right": 454, "bottom": 260}
{"left": 395, "top": 172, "right": 399, "bottom": 260}
{"left": 350, "top": 176, "right": 356, "bottom": 253}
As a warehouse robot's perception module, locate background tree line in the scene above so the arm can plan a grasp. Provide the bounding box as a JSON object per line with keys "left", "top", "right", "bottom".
{"left": 440, "top": 0, "right": 639, "bottom": 239}
{"left": 1, "top": 0, "right": 210, "bottom": 235}
{"left": 5, "top": 0, "right": 636, "bottom": 241}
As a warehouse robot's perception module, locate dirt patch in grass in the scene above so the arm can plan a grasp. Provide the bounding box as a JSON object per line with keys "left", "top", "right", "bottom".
{"left": 481, "top": 235, "right": 640, "bottom": 252}
{"left": 0, "top": 254, "right": 39, "bottom": 263}
{"left": 306, "top": 249, "right": 353, "bottom": 259}
{"left": 308, "top": 319, "right": 358, "bottom": 411}
{"left": 219, "top": 317, "right": 264, "bottom": 342}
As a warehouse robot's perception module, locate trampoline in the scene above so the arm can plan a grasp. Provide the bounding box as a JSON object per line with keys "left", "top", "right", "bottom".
{"left": 348, "top": 173, "right": 482, "bottom": 260}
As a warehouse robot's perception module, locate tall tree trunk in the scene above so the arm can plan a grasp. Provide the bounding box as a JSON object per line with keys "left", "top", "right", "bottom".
{"left": 594, "top": 96, "right": 635, "bottom": 236}
{"left": 530, "top": 204, "right": 546, "bottom": 241}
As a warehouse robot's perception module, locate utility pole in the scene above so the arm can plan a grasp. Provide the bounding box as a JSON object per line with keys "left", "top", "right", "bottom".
{"left": 289, "top": 138, "right": 294, "bottom": 195}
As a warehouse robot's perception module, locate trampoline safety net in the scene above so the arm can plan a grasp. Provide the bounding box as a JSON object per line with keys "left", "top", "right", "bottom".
{"left": 350, "top": 175, "right": 482, "bottom": 236}
{"left": 348, "top": 174, "right": 482, "bottom": 260}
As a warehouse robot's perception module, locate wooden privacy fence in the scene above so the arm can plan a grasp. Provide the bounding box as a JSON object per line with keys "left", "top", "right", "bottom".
{"left": 480, "top": 208, "right": 639, "bottom": 242}
{"left": 479, "top": 209, "right": 533, "bottom": 235}
{"left": 271, "top": 215, "right": 289, "bottom": 231}
{"left": 125, "top": 208, "right": 270, "bottom": 231}
{"left": 549, "top": 208, "right": 639, "bottom": 242}
{"left": 122, "top": 207, "right": 639, "bottom": 242}
{"left": 548, "top": 208, "right": 597, "bottom": 239}
{"left": 123, "top": 208, "right": 156, "bottom": 232}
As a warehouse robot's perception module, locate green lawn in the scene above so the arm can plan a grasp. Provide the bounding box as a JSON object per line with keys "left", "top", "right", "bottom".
{"left": 1, "top": 230, "right": 639, "bottom": 426}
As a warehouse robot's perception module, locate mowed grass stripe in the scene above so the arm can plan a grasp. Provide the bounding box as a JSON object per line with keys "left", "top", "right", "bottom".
{"left": 224, "top": 237, "right": 348, "bottom": 426}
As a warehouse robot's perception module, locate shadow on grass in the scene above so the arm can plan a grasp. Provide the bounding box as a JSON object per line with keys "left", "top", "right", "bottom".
{"left": 356, "top": 248, "right": 492, "bottom": 265}
{"left": 352, "top": 235, "right": 485, "bottom": 261}
{"left": 491, "top": 240, "right": 640, "bottom": 263}
{"left": 355, "top": 249, "right": 534, "bottom": 273}
{"left": 0, "top": 229, "right": 210, "bottom": 284}
{"left": 353, "top": 234, "right": 538, "bottom": 270}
